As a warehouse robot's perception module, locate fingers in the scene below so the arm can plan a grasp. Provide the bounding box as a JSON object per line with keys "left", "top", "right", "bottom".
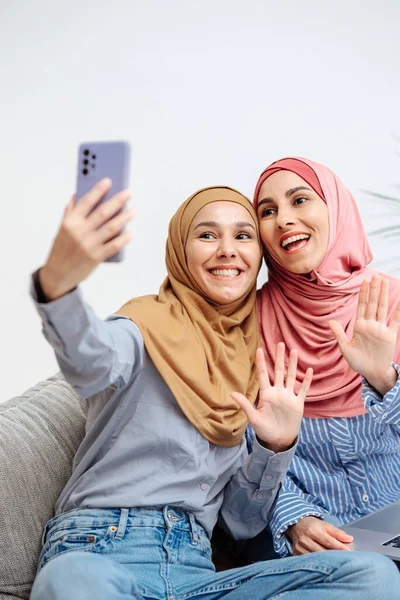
{"left": 94, "top": 206, "right": 135, "bottom": 244}
{"left": 87, "top": 189, "right": 132, "bottom": 230}
{"left": 377, "top": 278, "right": 389, "bottom": 323}
{"left": 74, "top": 178, "right": 113, "bottom": 217}
{"left": 230, "top": 392, "right": 253, "bottom": 423}
{"left": 328, "top": 320, "right": 348, "bottom": 356}
{"left": 297, "top": 367, "right": 313, "bottom": 402}
{"left": 64, "top": 194, "right": 76, "bottom": 216}
{"left": 324, "top": 523, "right": 353, "bottom": 544}
{"left": 255, "top": 348, "right": 271, "bottom": 391}
{"left": 365, "top": 275, "right": 381, "bottom": 320}
{"left": 389, "top": 300, "right": 400, "bottom": 335}
{"left": 356, "top": 279, "right": 369, "bottom": 320}
{"left": 100, "top": 229, "right": 132, "bottom": 262}
{"left": 285, "top": 349, "right": 298, "bottom": 393}
{"left": 274, "top": 342, "right": 285, "bottom": 387}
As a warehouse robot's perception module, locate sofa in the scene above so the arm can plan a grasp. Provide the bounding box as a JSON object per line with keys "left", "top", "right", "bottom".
{"left": 0, "top": 374, "right": 86, "bottom": 599}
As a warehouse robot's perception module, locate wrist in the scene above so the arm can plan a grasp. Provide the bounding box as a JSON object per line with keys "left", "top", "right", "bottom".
{"left": 366, "top": 366, "right": 397, "bottom": 397}
{"left": 257, "top": 435, "right": 296, "bottom": 454}
{"left": 39, "top": 266, "right": 69, "bottom": 301}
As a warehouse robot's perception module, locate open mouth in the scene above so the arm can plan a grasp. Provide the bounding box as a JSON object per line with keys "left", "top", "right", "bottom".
{"left": 208, "top": 268, "right": 242, "bottom": 279}
{"left": 280, "top": 234, "right": 310, "bottom": 253}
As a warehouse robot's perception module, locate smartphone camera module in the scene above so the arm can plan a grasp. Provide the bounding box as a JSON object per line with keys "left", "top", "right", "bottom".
{"left": 82, "top": 168, "right": 88, "bottom": 175}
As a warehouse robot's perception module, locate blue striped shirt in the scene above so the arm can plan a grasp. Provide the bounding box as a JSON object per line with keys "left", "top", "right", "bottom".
{"left": 260, "top": 365, "right": 400, "bottom": 556}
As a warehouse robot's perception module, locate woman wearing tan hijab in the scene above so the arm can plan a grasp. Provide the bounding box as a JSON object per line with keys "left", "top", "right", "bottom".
{"left": 29, "top": 178, "right": 398, "bottom": 599}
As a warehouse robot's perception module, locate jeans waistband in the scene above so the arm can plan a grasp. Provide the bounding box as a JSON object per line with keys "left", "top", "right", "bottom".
{"left": 43, "top": 506, "right": 207, "bottom": 545}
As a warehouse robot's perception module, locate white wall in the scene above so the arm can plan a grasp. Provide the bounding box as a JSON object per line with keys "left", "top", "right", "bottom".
{"left": 2, "top": 0, "right": 400, "bottom": 400}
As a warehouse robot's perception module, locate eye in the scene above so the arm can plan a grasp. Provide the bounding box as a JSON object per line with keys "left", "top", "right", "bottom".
{"left": 199, "top": 232, "right": 216, "bottom": 240}
{"left": 236, "top": 232, "right": 253, "bottom": 240}
{"left": 259, "top": 207, "right": 276, "bottom": 218}
{"left": 293, "top": 196, "right": 307, "bottom": 206}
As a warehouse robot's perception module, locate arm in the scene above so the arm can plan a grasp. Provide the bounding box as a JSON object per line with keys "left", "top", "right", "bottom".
{"left": 31, "top": 282, "right": 144, "bottom": 397}
{"left": 220, "top": 344, "right": 313, "bottom": 540}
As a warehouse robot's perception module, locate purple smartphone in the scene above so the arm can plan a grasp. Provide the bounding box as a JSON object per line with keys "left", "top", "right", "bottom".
{"left": 76, "top": 140, "right": 131, "bottom": 262}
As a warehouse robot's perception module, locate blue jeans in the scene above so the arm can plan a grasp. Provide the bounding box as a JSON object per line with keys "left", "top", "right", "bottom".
{"left": 31, "top": 506, "right": 399, "bottom": 600}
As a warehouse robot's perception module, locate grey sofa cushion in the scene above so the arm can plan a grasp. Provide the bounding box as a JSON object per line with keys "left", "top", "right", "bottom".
{"left": 0, "top": 374, "right": 86, "bottom": 600}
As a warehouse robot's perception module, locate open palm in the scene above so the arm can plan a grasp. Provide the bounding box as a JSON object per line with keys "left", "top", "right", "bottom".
{"left": 231, "top": 343, "right": 313, "bottom": 452}
{"left": 329, "top": 275, "right": 400, "bottom": 396}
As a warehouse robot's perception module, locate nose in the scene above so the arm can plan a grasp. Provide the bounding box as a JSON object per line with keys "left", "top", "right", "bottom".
{"left": 276, "top": 207, "right": 296, "bottom": 229}
{"left": 217, "top": 236, "right": 237, "bottom": 258}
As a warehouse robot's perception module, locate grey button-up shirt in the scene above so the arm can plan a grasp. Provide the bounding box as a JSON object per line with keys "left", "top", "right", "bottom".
{"left": 32, "top": 285, "right": 295, "bottom": 539}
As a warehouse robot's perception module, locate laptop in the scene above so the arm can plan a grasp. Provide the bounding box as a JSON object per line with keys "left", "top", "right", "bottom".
{"left": 342, "top": 500, "right": 400, "bottom": 564}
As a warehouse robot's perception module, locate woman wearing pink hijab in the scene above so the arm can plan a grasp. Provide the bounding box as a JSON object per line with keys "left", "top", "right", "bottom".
{"left": 253, "top": 157, "right": 400, "bottom": 557}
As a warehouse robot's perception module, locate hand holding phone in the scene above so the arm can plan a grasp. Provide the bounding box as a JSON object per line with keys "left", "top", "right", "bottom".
{"left": 76, "top": 141, "right": 131, "bottom": 262}
{"left": 39, "top": 142, "right": 133, "bottom": 301}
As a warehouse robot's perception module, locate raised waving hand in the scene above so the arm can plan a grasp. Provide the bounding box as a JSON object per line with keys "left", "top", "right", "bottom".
{"left": 231, "top": 343, "right": 313, "bottom": 453}
{"left": 328, "top": 275, "right": 400, "bottom": 396}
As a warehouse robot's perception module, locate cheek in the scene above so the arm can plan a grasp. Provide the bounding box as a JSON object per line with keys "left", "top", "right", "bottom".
{"left": 259, "top": 223, "right": 276, "bottom": 252}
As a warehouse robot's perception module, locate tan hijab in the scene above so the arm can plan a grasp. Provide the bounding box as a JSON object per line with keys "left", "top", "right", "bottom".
{"left": 116, "top": 186, "right": 261, "bottom": 447}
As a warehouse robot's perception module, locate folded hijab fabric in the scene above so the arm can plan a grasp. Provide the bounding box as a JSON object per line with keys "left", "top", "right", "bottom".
{"left": 254, "top": 157, "right": 400, "bottom": 418}
{"left": 116, "top": 186, "right": 261, "bottom": 446}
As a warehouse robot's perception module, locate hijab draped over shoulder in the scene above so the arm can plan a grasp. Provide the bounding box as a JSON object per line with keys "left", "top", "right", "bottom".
{"left": 254, "top": 157, "right": 400, "bottom": 418}
{"left": 116, "top": 187, "right": 261, "bottom": 446}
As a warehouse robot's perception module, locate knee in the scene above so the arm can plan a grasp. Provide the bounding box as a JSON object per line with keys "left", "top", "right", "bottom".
{"left": 345, "top": 551, "right": 400, "bottom": 594}
{"left": 31, "top": 552, "right": 113, "bottom": 600}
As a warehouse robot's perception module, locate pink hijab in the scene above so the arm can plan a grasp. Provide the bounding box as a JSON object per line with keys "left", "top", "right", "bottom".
{"left": 254, "top": 157, "right": 400, "bottom": 418}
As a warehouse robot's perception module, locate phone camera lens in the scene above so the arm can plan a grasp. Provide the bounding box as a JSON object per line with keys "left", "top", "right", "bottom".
{"left": 83, "top": 159, "right": 89, "bottom": 165}
{"left": 92, "top": 154, "right": 96, "bottom": 159}
{"left": 82, "top": 168, "right": 88, "bottom": 175}
{"left": 83, "top": 149, "right": 89, "bottom": 156}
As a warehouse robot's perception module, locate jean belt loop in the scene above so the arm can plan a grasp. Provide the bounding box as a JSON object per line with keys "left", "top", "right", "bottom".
{"left": 115, "top": 508, "right": 129, "bottom": 540}
{"left": 188, "top": 511, "right": 200, "bottom": 543}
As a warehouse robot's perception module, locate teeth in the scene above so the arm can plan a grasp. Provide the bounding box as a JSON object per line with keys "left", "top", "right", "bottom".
{"left": 210, "top": 269, "right": 241, "bottom": 277}
{"left": 281, "top": 234, "right": 310, "bottom": 248}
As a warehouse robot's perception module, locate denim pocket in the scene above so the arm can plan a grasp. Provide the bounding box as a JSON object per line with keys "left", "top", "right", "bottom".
{"left": 39, "top": 524, "right": 117, "bottom": 570}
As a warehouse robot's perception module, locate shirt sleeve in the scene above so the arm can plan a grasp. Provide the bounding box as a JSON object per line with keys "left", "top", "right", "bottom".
{"left": 219, "top": 437, "right": 297, "bottom": 540}
{"left": 362, "top": 363, "right": 400, "bottom": 430}
{"left": 267, "top": 475, "right": 327, "bottom": 556}
{"left": 30, "top": 275, "right": 144, "bottom": 397}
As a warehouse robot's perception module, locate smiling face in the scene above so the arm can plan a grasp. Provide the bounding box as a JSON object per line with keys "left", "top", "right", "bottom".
{"left": 185, "top": 201, "right": 261, "bottom": 304}
{"left": 257, "top": 170, "right": 329, "bottom": 274}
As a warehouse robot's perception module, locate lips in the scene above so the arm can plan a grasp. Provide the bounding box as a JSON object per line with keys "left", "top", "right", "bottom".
{"left": 280, "top": 232, "right": 311, "bottom": 249}
{"left": 209, "top": 268, "right": 242, "bottom": 278}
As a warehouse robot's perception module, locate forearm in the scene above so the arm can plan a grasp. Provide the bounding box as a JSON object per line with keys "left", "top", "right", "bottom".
{"left": 30, "top": 274, "right": 143, "bottom": 396}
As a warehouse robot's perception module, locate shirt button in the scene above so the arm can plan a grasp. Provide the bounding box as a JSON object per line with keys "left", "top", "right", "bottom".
{"left": 271, "top": 459, "right": 279, "bottom": 465}
{"left": 382, "top": 413, "right": 388, "bottom": 419}
{"left": 256, "top": 493, "right": 264, "bottom": 500}
{"left": 200, "top": 483, "right": 209, "bottom": 491}
{"left": 362, "top": 494, "right": 369, "bottom": 503}
{"left": 264, "top": 474, "right": 273, "bottom": 480}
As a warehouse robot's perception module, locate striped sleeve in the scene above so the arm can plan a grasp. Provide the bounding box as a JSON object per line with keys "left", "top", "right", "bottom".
{"left": 362, "top": 363, "right": 400, "bottom": 429}
{"left": 268, "top": 475, "right": 325, "bottom": 557}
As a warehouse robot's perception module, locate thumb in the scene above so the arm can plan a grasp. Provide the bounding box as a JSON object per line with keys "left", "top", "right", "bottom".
{"left": 231, "top": 392, "right": 255, "bottom": 424}
{"left": 325, "top": 522, "right": 353, "bottom": 543}
{"left": 328, "top": 320, "right": 349, "bottom": 356}
{"left": 64, "top": 194, "right": 76, "bottom": 217}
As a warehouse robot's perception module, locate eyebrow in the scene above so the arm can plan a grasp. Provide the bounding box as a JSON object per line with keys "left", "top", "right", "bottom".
{"left": 258, "top": 186, "right": 313, "bottom": 208}
{"left": 193, "top": 220, "right": 256, "bottom": 231}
